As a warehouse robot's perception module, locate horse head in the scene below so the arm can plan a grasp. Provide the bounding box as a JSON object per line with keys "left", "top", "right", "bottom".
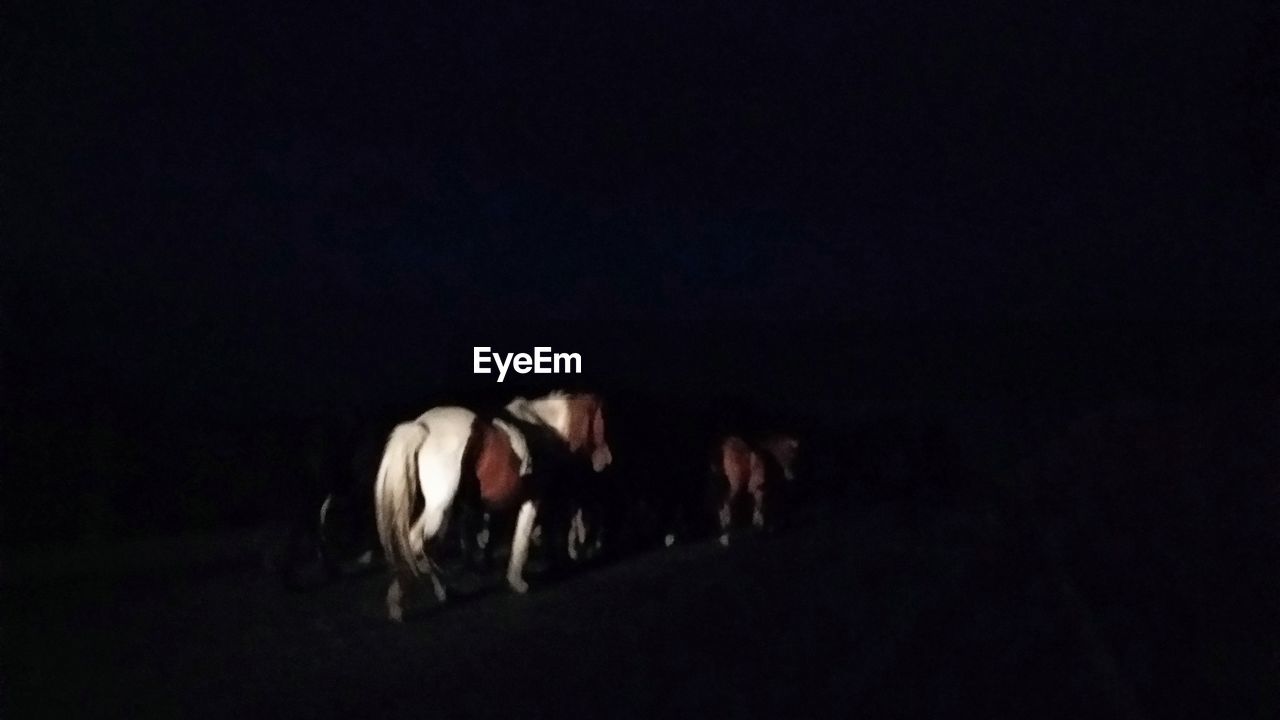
{"left": 566, "top": 392, "right": 613, "bottom": 472}
{"left": 761, "top": 434, "right": 801, "bottom": 481}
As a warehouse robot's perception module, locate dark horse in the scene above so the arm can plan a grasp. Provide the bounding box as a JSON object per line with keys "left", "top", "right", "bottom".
{"left": 708, "top": 432, "right": 801, "bottom": 545}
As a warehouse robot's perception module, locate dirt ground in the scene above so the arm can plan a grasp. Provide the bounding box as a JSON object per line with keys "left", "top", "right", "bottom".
{"left": 3, "top": 497, "right": 1157, "bottom": 720}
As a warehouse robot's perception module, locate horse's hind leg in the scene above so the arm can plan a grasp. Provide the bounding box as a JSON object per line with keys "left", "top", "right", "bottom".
{"left": 750, "top": 488, "right": 766, "bottom": 530}
{"left": 749, "top": 461, "right": 767, "bottom": 531}
{"left": 425, "top": 559, "right": 448, "bottom": 603}
{"left": 387, "top": 570, "right": 412, "bottom": 622}
{"left": 411, "top": 558, "right": 448, "bottom": 604}
{"left": 387, "top": 578, "right": 403, "bottom": 622}
{"left": 402, "top": 499, "right": 452, "bottom": 606}
{"left": 718, "top": 499, "right": 733, "bottom": 546}
{"left": 423, "top": 507, "right": 453, "bottom": 603}
{"left": 386, "top": 562, "right": 448, "bottom": 622}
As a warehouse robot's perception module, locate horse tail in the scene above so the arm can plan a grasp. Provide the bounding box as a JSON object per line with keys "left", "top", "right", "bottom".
{"left": 374, "top": 421, "right": 430, "bottom": 579}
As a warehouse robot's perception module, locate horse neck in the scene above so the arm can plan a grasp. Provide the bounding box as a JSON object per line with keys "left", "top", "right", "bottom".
{"left": 760, "top": 438, "right": 796, "bottom": 478}
{"left": 506, "top": 396, "right": 571, "bottom": 444}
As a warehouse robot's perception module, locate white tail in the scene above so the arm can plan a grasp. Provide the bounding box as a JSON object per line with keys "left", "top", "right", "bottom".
{"left": 374, "top": 421, "right": 430, "bottom": 579}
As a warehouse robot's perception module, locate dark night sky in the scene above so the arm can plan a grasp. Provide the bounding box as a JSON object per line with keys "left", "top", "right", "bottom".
{"left": 4, "top": 1, "right": 1278, "bottom": 426}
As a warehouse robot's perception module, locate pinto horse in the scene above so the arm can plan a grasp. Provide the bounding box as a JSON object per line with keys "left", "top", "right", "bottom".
{"left": 709, "top": 433, "right": 800, "bottom": 545}
{"left": 374, "top": 391, "right": 611, "bottom": 621}
{"left": 491, "top": 392, "right": 614, "bottom": 574}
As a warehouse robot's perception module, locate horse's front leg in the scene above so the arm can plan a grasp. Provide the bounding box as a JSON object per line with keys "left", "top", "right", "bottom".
{"left": 478, "top": 511, "right": 494, "bottom": 570}
{"left": 748, "top": 457, "right": 767, "bottom": 532}
{"left": 718, "top": 497, "right": 733, "bottom": 546}
{"left": 750, "top": 488, "right": 766, "bottom": 530}
{"left": 507, "top": 499, "right": 538, "bottom": 593}
{"left": 567, "top": 507, "right": 586, "bottom": 561}
{"left": 387, "top": 573, "right": 407, "bottom": 622}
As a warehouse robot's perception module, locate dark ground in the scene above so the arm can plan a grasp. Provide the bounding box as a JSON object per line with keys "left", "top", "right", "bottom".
{"left": 1, "top": 500, "right": 1115, "bottom": 720}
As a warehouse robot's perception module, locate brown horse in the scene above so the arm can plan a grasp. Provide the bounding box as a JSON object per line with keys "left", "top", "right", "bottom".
{"left": 710, "top": 433, "right": 800, "bottom": 546}
{"left": 375, "top": 391, "right": 611, "bottom": 621}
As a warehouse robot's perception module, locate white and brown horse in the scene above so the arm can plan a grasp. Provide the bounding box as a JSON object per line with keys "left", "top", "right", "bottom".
{"left": 374, "top": 391, "right": 611, "bottom": 621}
{"left": 709, "top": 433, "right": 800, "bottom": 546}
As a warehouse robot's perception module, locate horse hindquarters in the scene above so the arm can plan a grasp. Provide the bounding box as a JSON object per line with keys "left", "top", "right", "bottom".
{"left": 714, "top": 437, "right": 763, "bottom": 546}
{"left": 376, "top": 417, "right": 470, "bottom": 620}
{"left": 709, "top": 448, "right": 735, "bottom": 546}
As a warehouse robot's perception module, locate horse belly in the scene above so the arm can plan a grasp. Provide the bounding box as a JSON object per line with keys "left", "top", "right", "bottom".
{"left": 475, "top": 426, "right": 524, "bottom": 510}
{"left": 721, "top": 448, "right": 753, "bottom": 495}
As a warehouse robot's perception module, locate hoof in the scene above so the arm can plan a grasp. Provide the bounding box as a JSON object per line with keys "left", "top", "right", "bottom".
{"left": 664, "top": 534, "right": 676, "bottom": 548}
{"left": 719, "top": 534, "right": 730, "bottom": 547}
{"left": 508, "top": 576, "right": 530, "bottom": 594}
